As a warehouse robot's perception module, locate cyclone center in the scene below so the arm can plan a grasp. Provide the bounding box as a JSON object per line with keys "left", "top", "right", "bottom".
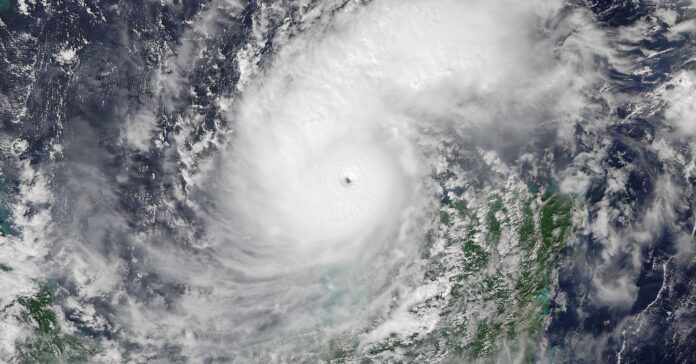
{"left": 272, "top": 142, "right": 402, "bottom": 245}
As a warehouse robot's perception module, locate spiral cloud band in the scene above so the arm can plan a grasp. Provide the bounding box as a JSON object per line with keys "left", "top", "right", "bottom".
{"left": 1, "top": 0, "right": 644, "bottom": 361}
{"left": 220, "top": 0, "right": 540, "bottom": 263}
{"left": 197, "top": 0, "right": 594, "bottom": 353}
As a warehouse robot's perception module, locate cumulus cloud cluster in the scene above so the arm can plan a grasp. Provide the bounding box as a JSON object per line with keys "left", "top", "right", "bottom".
{"left": 665, "top": 70, "right": 696, "bottom": 137}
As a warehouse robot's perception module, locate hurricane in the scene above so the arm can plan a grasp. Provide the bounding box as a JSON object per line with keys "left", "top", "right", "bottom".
{"left": 1, "top": 0, "right": 696, "bottom": 363}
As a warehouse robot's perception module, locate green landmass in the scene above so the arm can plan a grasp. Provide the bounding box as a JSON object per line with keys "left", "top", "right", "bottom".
{"left": 361, "top": 181, "right": 577, "bottom": 363}
{"left": 13, "top": 287, "right": 98, "bottom": 363}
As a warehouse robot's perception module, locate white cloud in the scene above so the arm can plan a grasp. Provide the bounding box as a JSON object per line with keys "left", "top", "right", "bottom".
{"left": 119, "top": 109, "right": 157, "bottom": 151}
{"left": 30, "top": 0, "right": 650, "bottom": 360}
{"left": 665, "top": 71, "right": 696, "bottom": 137}
{"left": 593, "top": 274, "right": 639, "bottom": 307}
{"left": 185, "top": 0, "right": 621, "bottom": 358}
{"left": 54, "top": 47, "right": 78, "bottom": 64}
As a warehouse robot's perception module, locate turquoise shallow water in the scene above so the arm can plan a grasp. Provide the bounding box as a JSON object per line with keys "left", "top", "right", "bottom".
{"left": 0, "top": 0, "right": 10, "bottom": 13}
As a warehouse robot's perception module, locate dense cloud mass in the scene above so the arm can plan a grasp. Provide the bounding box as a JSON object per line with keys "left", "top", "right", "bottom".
{"left": 1, "top": 0, "right": 695, "bottom": 362}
